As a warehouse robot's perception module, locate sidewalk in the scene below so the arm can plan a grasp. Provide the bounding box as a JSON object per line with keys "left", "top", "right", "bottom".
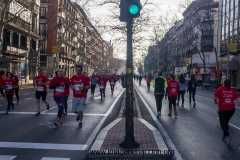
{"left": 19, "top": 80, "right": 34, "bottom": 89}
{"left": 88, "top": 91, "right": 173, "bottom": 160}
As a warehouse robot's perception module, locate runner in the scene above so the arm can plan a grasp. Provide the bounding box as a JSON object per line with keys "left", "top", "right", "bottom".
{"left": 98, "top": 74, "right": 107, "bottom": 100}
{"left": 146, "top": 75, "right": 151, "bottom": 91}
{"left": 153, "top": 71, "right": 168, "bottom": 118}
{"left": 139, "top": 74, "right": 142, "bottom": 86}
{"left": 49, "top": 69, "right": 70, "bottom": 126}
{"left": 63, "top": 70, "right": 70, "bottom": 115}
{"left": 165, "top": 74, "right": 179, "bottom": 117}
{"left": 0, "top": 71, "right": 6, "bottom": 100}
{"left": 3, "top": 72, "right": 17, "bottom": 114}
{"left": 177, "top": 74, "right": 186, "bottom": 107}
{"left": 214, "top": 79, "right": 240, "bottom": 146}
{"left": 12, "top": 70, "right": 19, "bottom": 104}
{"left": 90, "top": 73, "right": 98, "bottom": 96}
{"left": 34, "top": 68, "right": 50, "bottom": 116}
{"left": 109, "top": 74, "right": 116, "bottom": 94}
{"left": 70, "top": 65, "right": 90, "bottom": 128}
{"left": 187, "top": 74, "right": 198, "bottom": 108}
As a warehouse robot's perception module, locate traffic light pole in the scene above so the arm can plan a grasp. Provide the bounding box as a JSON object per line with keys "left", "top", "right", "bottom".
{"left": 120, "top": 19, "right": 140, "bottom": 148}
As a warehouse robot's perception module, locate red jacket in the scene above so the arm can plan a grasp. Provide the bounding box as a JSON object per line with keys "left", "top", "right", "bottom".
{"left": 98, "top": 77, "right": 107, "bottom": 90}
{"left": 109, "top": 77, "right": 116, "bottom": 85}
{"left": 167, "top": 79, "right": 179, "bottom": 97}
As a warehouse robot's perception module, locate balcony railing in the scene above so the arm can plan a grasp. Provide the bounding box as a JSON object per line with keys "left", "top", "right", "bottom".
{"left": 192, "top": 63, "right": 216, "bottom": 68}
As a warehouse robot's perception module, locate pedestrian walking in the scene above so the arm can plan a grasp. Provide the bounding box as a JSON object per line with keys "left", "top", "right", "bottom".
{"left": 153, "top": 71, "right": 168, "bottom": 118}
{"left": 34, "top": 68, "right": 50, "bottom": 116}
{"left": 146, "top": 75, "right": 151, "bottom": 91}
{"left": 0, "top": 71, "right": 6, "bottom": 100}
{"left": 109, "top": 74, "right": 116, "bottom": 94}
{"left": 3, "top": 72, "right": 17, "bottom": 114}
{"left": 139, "top": 74, "right": 142, "bottom": 86}
{"left": 98, "top": 74, "right": 107, "bottom": 100}
{"left": 49, "top": 69, "right": 71, "bottom": 126}
{"left": 187, "top": 75, "right": 197, "bottom": 108}
{"left": 166, "top": 74, "right": 179, "bottom": 117}
{"left": 70, "top": 65, "right": 90, "bottom": 128}
{"left": 214, "top": 79, "right": 240, "bottom": 146}
{"left": 12, "top": 70, "right": 19, "bottom": 104}
{"left": 177, "top": 74, "right": 187, "bottom": 107}
{"left": 90, "top": 73, "right": 98, "bottom": 96}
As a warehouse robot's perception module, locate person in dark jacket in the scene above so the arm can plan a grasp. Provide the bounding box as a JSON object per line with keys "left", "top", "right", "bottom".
{"left": 187, "top": 74, "right": 198, "bottom": 107}
{"left": 153, "top": 71, "right": 168, "bottom": 118}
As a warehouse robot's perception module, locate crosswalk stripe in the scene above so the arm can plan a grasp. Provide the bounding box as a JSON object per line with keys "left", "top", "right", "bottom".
{"left": 0, "top": 155, "right": 17, "bottom": 160}
{"left": 41, "top": 158, "right": 70, "bottom": 160}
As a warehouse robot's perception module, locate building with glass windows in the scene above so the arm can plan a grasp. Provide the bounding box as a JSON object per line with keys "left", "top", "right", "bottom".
{"left": 219, "top": 0, "right": 239, "bottom": 87}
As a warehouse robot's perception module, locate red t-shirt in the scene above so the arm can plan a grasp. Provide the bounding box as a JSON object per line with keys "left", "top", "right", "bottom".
{"left": 146, "top": 77, "right": 151, "bottom": 84}
{"left": 50, "top": 77, "right": 71, "bottom": 97}
{"left": 214, "top": 86, "right": 239, "bottom": 111}
{"left": 109, "top": 77, "right": 116, "bottom": 85}
{"left": 3, "top": 78, "right": 17, "bottom": 94}
{"left": 167, "top": 79, "right": 180, "bottom": 97}
{"left": 35, "top": 75, "right": 48, "bottom": 92}
{"left": 0, "top": 75, "right": 4, "bottom": 88}
{"left": 71, "top": 74, "right": 90, "bottom": 98}
{"left": 13, "top": 75, "right": 19, "bottom": 87}
{"left": 98, "top": 77, "right": 107, "bottom": 90}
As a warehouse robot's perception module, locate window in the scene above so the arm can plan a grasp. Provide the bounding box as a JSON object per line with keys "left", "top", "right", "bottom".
{"left": 39, "top": 23, "right": 46, "bottom": 35}
{"left": 39, "top": 40, "right": 45, "bottom": 51}
{"left": 40, "top": 7, "right": 46, "bottom": 18}
{"left": 204, "top": 55, "right": 210, "bottom": 64}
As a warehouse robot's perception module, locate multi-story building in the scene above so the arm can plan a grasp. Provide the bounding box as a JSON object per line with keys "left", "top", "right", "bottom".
{"left": 182, "top": 0, "right": 219, "bottom": 83}
{"left": 103, "top": 40, "right": 113, "bottom": 74}
{"left": 219, "top": 0, "right": 240, "bottom": 87}
{"left": 0, "top": 0, "right": 40, "bottom": 82}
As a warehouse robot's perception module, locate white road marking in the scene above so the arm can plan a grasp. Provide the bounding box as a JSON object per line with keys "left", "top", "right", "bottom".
{"left": 216, "top": 118, "right": 240, "bottom": 130}
{"left": 0, "top": 111, "right": 106, "bottom": 116}
{"left": 84, "top": 89, "right": 125, "bottom": 150}
{"left": 134, "top": 84, "right": 183, "bottom": 160}
{"left": 0, "top": 155, "right": 17, "bottom": 160}
{"left": 23, "top": 93, "right": 31, "bottom": 95}
{"left": 0, "top": 142, "right": 87, "bottom": 151}
{"left": 24, "top": 98, "right": 33, "bottom": 100}
{"left": 41, "top": 158, "right": 70, "bottom": 160}
{"left": 42, "top": 100, "right": 72, "bottom": 113}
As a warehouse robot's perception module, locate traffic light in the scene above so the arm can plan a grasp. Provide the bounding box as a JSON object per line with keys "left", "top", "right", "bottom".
{"left": 119, "top": 0, "right": 142, "bottom": 22}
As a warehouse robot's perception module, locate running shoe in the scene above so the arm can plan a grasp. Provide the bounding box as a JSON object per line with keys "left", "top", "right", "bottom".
{"left": 226, "top": 135, "right": 232, "bottom": 146}
{"left": 174, "top": 110, "right": 177, "bottom": 117}
{"left": 12, "top": 104, "right": 14, "bottom": 110}
{"left": 193, "top": 103, "right": 196, "bottom": 108}
{"left": 181, "top": 104, "right": 184, "bottom": 108}
{"left": 6, "top": 110, "right": 9, "bottom": 114}
{"left": 76, "top": 115, "right": 80, "bottom": 121}
{"left": 62, "top": 112, "right": 66, "bottom": 121}
{"left": 221, "top": 136, "right": 227, "bottom": 142}
{"left": 78, "top": 122, "right": 82, "bottom": 128}
{"left": 54, "top": 122, "right": 60, "bottom": 127}
{"left": 17, "top": 101, "right": 19, "bottom": 105}
{"left": 156, "top": 112, "right": 161, "bottom": 118}
{"left": 177, "top": 102, "right": 179, "bottom": 106}
{"left": 46, "top": 104, "right": 50, "bottom": 110}
{"left": 168, "top": 113, "right": 172, "bottom": 117}
{"left": 35, "top": 111, "right": 40, "bottom": 116}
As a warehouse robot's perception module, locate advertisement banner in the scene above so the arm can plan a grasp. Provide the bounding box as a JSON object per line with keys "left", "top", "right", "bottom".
{"left": 210, "top": 73, "right": 215, "bottom": 81}
{"left": 197, "top": 74, "right": 202, "bottom": 80}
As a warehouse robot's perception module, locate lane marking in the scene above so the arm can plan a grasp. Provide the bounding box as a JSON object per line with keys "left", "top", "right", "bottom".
{"left": 0, "top": 155, "right": 16, "bottom": 160}
{"left": 23, "top": 93, "right": 31, "bottom": 95}
{"left": 41, "top": 158, "right": 70, "bottom": 160}
{"left": 84, "top": 89, "right": 125, "bottom": 150}
{"left": 0, "top": 111, "right": 106, "bottom": 116}
{"left": 0, "top": 142, "right": 87, "bottom": 151}
{"left": 41, "top": 100, "right": 72, "bottom": 113}
{"left": 216, "top": 118, "right": 240, "bottom": 130}
{"left": 134, "top": 84, "right": 183, "bottom": 160}
{"left": 24, "top": 98, "right": 33, "bottom": 100}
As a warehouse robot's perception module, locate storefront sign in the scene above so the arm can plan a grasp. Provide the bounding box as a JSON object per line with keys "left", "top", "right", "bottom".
{"left": 230, "top": 43, "right": 237, "bottom": 53}
{"left": 175, "top": 67, "right": 182, "bottom": 74}
{"left": 210, "top": 73, "right": 215, "bottom": 81}
{"left": 197, "top": 74, "right": 202, "bottom": 80}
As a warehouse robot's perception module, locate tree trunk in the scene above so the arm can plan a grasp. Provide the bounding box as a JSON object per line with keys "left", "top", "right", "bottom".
{"left": 0, "top": 24, "right": 4, "bottom": 55}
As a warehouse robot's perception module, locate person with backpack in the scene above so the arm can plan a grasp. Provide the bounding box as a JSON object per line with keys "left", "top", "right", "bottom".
{"left": 177, "top": 74, "right": 187, "bottom": 107}
{"left": 187, "top": 75, "right": 198, "bottom": 108}
{"left": 153, "top": 71, "right": 168, "bottom": 118}
{"left": 165, "top": 74, "right": 180, "bottom": 117}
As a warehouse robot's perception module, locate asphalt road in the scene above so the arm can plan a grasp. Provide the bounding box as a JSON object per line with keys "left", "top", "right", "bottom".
{"left": 134, "top": 79, "right": 240, "bottom": 160}
{"left": 0, "top": 82, "right": 125, "bottom": 160}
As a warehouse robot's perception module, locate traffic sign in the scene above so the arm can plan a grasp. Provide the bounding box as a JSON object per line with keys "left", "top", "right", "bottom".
{"left": 52, "top": 46, "right": 58, "bottom": 54}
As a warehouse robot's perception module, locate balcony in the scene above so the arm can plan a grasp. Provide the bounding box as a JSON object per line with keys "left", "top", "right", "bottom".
{"left": 192, "top": 63, "right": 216, "bottom": 68}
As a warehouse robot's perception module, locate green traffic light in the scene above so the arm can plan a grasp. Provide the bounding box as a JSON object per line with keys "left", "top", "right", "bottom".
{"left": 129, "top": 4, "right": 139, "bottom": 15}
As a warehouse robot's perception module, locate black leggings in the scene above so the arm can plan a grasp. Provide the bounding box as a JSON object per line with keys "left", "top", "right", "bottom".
{"left": 15, "top": 87, "right": 19, "bottom": 102}
{"left": 0, "top": 88, "right": 5, "bottom": 98}
{"left": 110, "top": 85, "right": 115, "bottom": 92}
{"left": 91, "top": 85, "right": 96, "bottom": 95}
{"left": 64, "top": 96, "right": 69, "bottom": 113}
{"left": 177, "top": 91, "right": 185, "bottom": 105}
{"left": 168, "top": 97, "right": 177, "bottom": 112}
{"left": 219, "top": 109, "right": 235, "bottom": 136}
{"left": 189, "top": 90, "right": 196, "bottom": 103}
{"left": 154, "top": 94, "right": 164, "bottom": 112}
{"left": 6, "top": 94, "right": 14, "bottom": 111}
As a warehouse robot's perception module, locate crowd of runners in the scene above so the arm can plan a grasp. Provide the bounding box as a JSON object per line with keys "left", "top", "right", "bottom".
{"left": 0, "top": 65, "right": 123, "bottom": 127}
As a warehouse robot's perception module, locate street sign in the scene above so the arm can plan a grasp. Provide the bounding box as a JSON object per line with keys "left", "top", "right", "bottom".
{"left": 52, "top": 46, "right": 58, "bottom": 54}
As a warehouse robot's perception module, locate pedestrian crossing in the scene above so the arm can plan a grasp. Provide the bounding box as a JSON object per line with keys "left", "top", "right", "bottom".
{"left": 0, "top": 155, "right": 70, "bottom": 160}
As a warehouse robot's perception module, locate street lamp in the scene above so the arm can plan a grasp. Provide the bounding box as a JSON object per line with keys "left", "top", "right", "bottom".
{"left": 211, "top": 9, "right": 230, "bottom": 78}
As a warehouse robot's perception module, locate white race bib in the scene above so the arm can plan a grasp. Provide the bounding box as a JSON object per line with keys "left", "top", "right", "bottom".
{"left": 37, "top": 86, "right": 44, "bottom": 91}
{"left": 56, "top": 86, "right": 64, "bottom": 93}
{"left": 74, "top": 84, "right": 83, "bottom": 91}
{"left": 6, "top": 84, "right": 12, "bottom": 90}
{"left": 100, "top": 85, "right": 104, "bottom": 89}
{"left": 111, "top": 82, "right": 114, "bottom": 85}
